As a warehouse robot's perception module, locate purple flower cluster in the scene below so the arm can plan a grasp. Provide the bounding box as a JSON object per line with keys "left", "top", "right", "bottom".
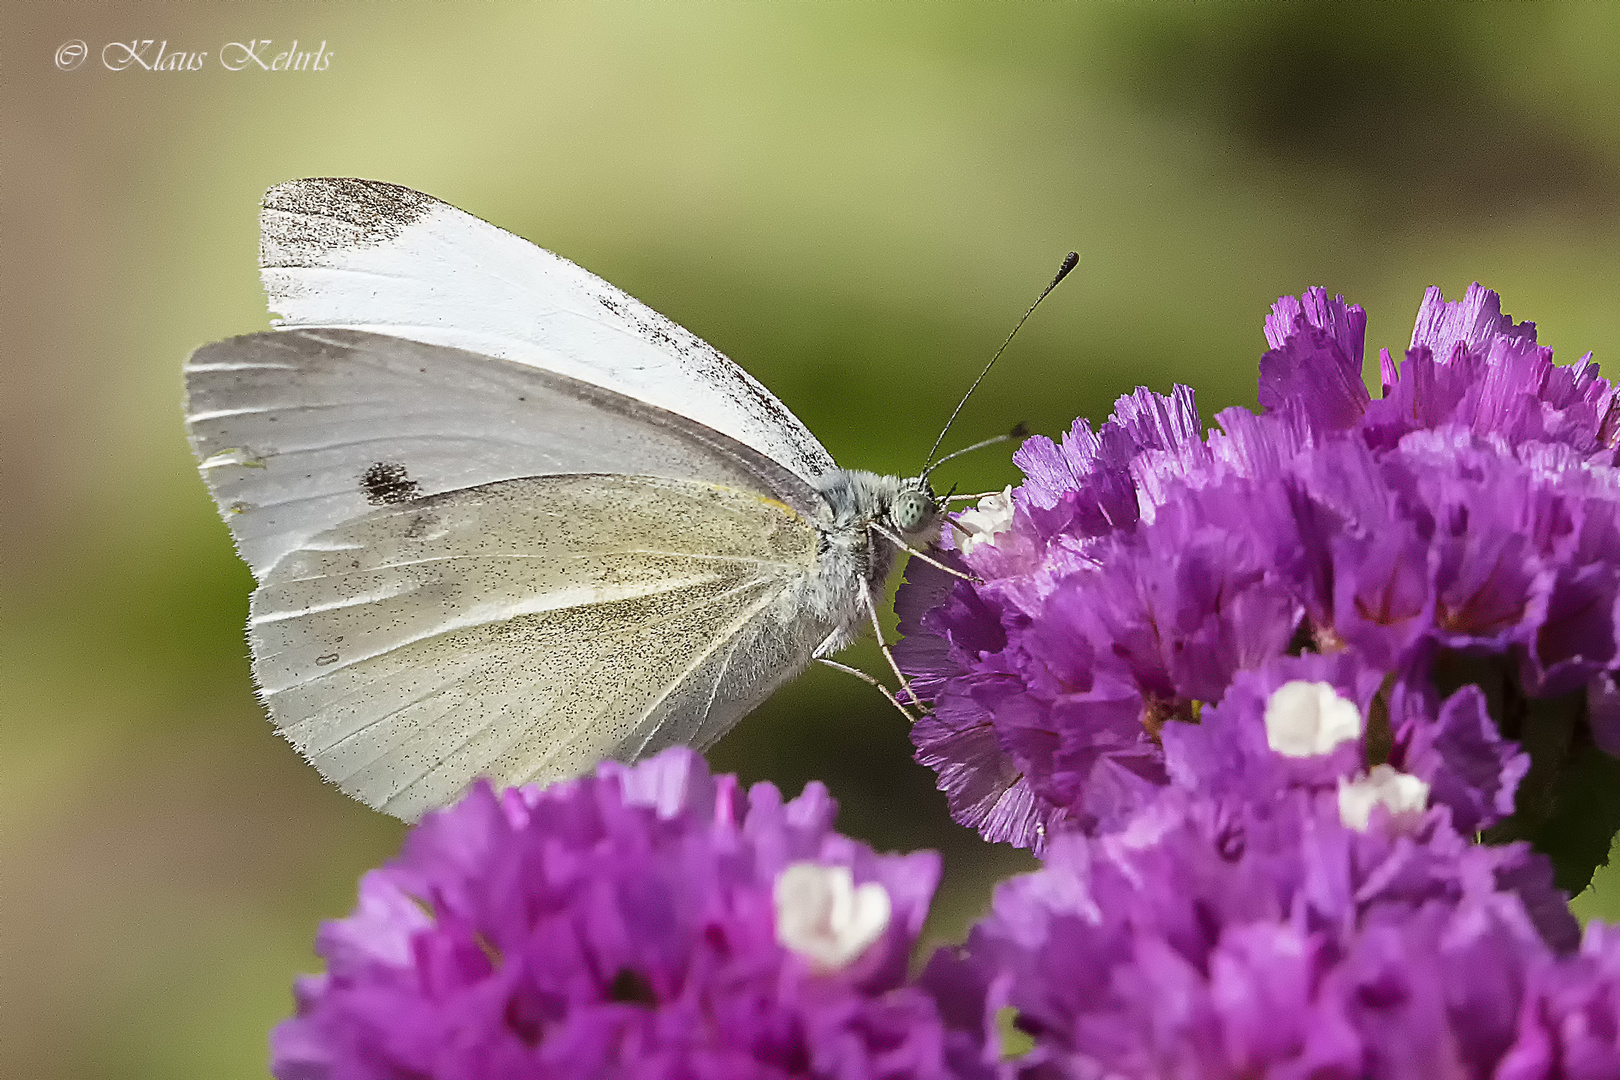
{"left": 898, "top": 284, "right": 1620, "bottom": 850}
{"left": 933, "top": 791, "right": 1618, "bottom": 1079}
{"left": 273, "top": 749, "right": 951, "bottom": 1080}
{"left": 882, "top": 283, "right": 1620, "bottom": 1076}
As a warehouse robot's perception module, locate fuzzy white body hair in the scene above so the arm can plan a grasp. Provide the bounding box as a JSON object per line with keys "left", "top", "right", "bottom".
{"left": 798, "top": 469, "right": 936, "bottom": 657}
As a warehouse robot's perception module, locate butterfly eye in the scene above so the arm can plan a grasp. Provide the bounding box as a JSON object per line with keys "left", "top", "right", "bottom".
{"left": 892, "top": 489, "right": 938, "bottom": 536}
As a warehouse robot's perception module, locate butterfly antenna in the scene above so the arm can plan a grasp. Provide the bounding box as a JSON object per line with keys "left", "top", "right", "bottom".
{"left": 921, "top": 251, "right": 1079, "bottom": 473}
{"left": 920, "top": 423, "right": 1029, "bottom": 481}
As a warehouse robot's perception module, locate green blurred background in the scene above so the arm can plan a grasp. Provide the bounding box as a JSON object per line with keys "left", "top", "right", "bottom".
{"left": 5, "top": 3, "right": 1619, "bottom": 1077}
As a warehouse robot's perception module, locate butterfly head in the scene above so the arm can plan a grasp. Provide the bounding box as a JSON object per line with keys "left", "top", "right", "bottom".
{"left": 888, "top": 478, "right": 942, "bottom": 545}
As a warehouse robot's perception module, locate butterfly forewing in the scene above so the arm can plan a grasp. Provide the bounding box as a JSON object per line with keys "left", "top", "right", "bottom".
{"left": 185, "top": 329, "right": 819, "bottom": 577}
{"left": 250, "top": 473, "right": 833, "bottom": 820}
{"left": 259, "top": 178, "right": 836, "bottom": 484}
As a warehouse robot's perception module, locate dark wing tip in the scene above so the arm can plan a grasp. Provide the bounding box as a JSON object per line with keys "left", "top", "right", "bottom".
{"left": 263, "top": 177, "right": 438, "bottom": 222}
{"left": 261, "top": 179, "right": 440, "bottom": 264}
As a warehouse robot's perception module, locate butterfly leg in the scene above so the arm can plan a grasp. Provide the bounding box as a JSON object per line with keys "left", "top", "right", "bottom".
{"left": 816, "top": 658, "right": 916, "bottom": 722}
{"left": 862, "top": 585, "right": 924, "bottom": 712}
{"left": 870, "top": 523, "right": 982, "bottom": 584}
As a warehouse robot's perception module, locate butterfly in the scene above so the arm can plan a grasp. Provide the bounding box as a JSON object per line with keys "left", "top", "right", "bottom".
{"left": 184, "top": 178, "right": 967, "bottom": 821}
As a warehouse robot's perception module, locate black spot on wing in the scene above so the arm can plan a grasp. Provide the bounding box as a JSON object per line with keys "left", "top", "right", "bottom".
{"left": 361, "top": 461, "right": 421, "bottom": 505}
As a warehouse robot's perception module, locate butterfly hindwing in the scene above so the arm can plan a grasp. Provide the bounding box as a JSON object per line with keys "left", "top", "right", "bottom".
{"left": 250, "top": 473, "right": 835, "bottom": 820}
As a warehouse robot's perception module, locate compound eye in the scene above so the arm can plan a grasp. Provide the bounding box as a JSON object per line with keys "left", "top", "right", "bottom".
{"left": 893, "top": 489, "right": 938, "bottom": 535}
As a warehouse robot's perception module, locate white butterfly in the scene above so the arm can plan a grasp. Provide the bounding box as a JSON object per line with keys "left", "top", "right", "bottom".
{"left": 185, "top": 179, "right": 947, "bottom": 821}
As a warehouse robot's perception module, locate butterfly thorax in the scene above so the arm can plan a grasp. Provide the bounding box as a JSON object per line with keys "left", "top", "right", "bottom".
{"left": 800, "top": 469, "right": 942, "bottom": 654}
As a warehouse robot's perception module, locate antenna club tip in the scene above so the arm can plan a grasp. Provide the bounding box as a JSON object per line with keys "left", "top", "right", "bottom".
{"left": 1009, "top": 421, "right": 1030, "bottom": 438}
{"left": 1053, "top": 251, "right": 1079, "bottom": 285}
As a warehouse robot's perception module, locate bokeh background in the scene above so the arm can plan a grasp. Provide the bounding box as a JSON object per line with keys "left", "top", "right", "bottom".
{"left": 5, "top": 3, "right": 1619, "bottom": 1077}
